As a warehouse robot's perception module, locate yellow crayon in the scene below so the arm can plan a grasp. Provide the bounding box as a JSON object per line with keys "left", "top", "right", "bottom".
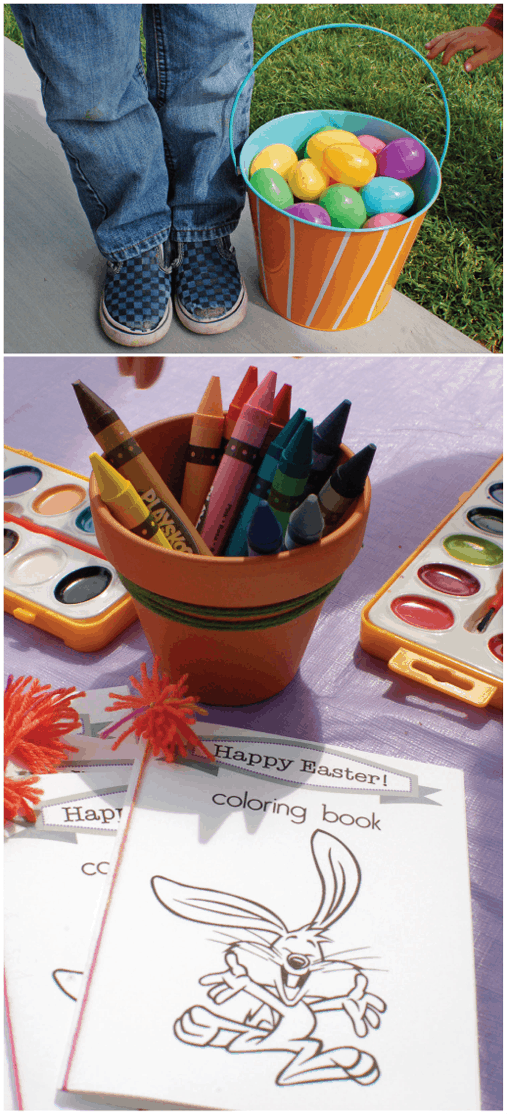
{"left": 90, "top": 454, "right": 174, "bottom": 550}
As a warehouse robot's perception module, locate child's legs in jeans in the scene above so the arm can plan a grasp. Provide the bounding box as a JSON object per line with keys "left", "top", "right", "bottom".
{"left": 12, "top": 3, "right": 172, "bottom": 259}
{"left": 143, "top": 3, "right": 256, "bottom": 244}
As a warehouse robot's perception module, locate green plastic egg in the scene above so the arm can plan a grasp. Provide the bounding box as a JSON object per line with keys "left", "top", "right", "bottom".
{"left": 319, "top": 185, "right": 367, "bottom": 229}
{"left": 250, "top": 168, "right": 294, "bottom": 209}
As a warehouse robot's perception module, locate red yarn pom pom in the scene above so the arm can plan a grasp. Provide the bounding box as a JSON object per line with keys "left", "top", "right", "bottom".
{"left": 4, "top": 774, "right": 44, "bottom": 824}
{"left": 105, "top": 657, "right": 212, "bottom": 763}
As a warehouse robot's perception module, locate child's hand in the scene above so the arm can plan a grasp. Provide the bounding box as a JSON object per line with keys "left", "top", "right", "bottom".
{"left": 117, "top": 357, "right": 164, "bottom": 389}
{"left": 425, "top": 25, "right": 503, "bottom": 72}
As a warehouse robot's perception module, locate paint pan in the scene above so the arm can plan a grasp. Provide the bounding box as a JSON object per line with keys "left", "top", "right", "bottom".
{"left": 360, "top": 457, "right": 503, "bottom": 709}
{"left": 4, "top": 446, "right": 136, "bottom": 650}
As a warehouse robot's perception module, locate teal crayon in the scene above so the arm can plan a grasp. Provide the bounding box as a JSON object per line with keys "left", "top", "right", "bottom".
{"left": 285, "top": 494, "right": 325, "bottom": 550}
{"left": 224, "top": 407, "right": 306, "bottom": 557}
{"left": 247, "top": 500, "right": 283, "bottom": 557}
{"left": 319, "top": 443, "right": 376, "bottom": 534}
{"left": 303, "top": 399, "right": 351, "bottom": 497}
{"left": 268, "top": 418, "right": 314, "bottom": 537}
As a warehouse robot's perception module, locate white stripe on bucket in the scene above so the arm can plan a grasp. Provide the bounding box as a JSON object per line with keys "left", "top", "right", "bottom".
{"left": 255, "top": 195, "right": 267, "bottom": 296}
{"left": 365, "top": 220, "right": 415, "bottom": 323}
{"left": 305, "top": 234, "right": 351, "bottom": 327}
{"left": 286, "top": 218, "right": 295, "bottom": 319}
{"left": 332, "top": 230, "right": 389, "bottom": 330}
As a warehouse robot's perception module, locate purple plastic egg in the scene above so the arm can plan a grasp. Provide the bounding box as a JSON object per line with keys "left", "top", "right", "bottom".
{"left": 356, "top": 134, "right": 386, "bottom": 158}
{"left": 377, "top": 137, "right": 426, "bottom": 180}
{"left": 363, "top": 212, "right": 405, "bottom": 229}
{"left": 286, "top": 202, "right": 332, "bottom": 225}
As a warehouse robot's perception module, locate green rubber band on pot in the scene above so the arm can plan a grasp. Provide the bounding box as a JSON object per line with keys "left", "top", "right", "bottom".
{"left": 118, "top": 573, "right": 342, "bottom": 631}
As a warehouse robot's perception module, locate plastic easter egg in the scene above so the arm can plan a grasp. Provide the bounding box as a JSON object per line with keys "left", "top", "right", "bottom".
{"left": 323, "top": 143, "right": 377, "bottom": 188}
{"left": 377, "top": 137, "right": 426, "bottom": 180}
{"left": 363, "top": 212, "right": 405, "bottom": 229}
{"left": 249, "top": 143, "right": 298, "bottom": 180}
{"left": 286, "top": 202, "right": 332, "bottom": 226}
{"left": 306, "top": 128, "right": 360, "bottom": 169}
{"left": 356, "top": 133, "right": 387, "bottom": 158}
{"left": 250, "top": 168, "right": 294, "bottom": 209}
{"left": 320, "top": 185, "right": 367, "bottom": 229}
{"left": 287, "top": 159, "right": 330, "bottom": 201}
{"left": 360, "top": 177, "right": 414, "bottom": 216}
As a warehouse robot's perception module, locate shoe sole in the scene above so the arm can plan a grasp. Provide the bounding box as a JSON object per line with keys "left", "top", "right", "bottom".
{"left": 174, "top": 282, "right": 248, "bottom": 335}
{"left": 99, "top": 296, "right": 172, "bottom": 348}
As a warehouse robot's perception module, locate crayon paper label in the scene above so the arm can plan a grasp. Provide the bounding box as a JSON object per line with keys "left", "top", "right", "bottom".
{"left": 140, "top": 489, "right": 195, "bottom": 553}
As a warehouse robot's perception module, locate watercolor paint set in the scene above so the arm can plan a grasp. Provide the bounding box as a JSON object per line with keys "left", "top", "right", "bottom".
{"left": 4, "top": 446, "right": 136, "bottom": 651}
{"left": 360, "top": 457, "right": 503, "bottom": 709}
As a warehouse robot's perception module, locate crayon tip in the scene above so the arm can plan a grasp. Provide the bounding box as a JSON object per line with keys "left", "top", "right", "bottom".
{"left": 272, "top": 383, "right": 292, "bottom": 426}
{"left": 90, "top": 452, "right": 128, "bottom": 502}
{"left": 247, "top": 500, "right": 283, "bottom": 556}
{"left": 198, "top": 376, "right": 223, "bottom": 417}
{"left": 314, "top": 399, "right": 352, "bottom": 454}
{"left": 228, "top": 365, "right": 258, "bottom": 412}
{"left": 247, "top": 370, "right": 277, "bottom": 414}
{"left": 285, "top": 494, "right": 325, "bottom": 549}
{"left": 328, "top": 443, "right": 376, "bottom": 499}
{"left": 73, "top": 380, "right": 118, "bottom": 434}
{"left": 282, "top": 416, "right": 314, "bottom": 466}
{"left": 269, "top": 408, "right": 306, "bottom": 455}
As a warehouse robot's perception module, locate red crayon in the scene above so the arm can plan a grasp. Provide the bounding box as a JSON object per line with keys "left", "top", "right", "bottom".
{"left": 263, "top": 383, "right": 292, "bottom": 450}
{"left": 200, "top": 371, "right": 277, "bottom": 555}
{"left": 222, "top": 365, "right": 258, "bottom": 449}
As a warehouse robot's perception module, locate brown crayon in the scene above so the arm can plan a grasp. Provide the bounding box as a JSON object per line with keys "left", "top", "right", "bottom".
{"left": 73, "top": 380, "right": 211, "bottom": 556}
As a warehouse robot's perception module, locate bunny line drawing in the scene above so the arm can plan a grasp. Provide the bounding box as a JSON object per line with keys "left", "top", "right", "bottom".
{"left": 151, "top": 828, "right": 386, "bottom": 1087}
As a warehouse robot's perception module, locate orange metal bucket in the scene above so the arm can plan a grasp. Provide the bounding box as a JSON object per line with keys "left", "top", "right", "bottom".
{"left": 231, "top": 24, "right": 449, "bottom": 332}
{"left": 90, "top": 414, "right": 371, "bottom": 706}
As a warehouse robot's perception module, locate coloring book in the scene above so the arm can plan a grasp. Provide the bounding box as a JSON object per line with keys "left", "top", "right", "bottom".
{"left": 4, "top": 688, "right": 142, "bottom": 1111}
{"left": 61, "top": 724, "right": 480, "bottom": 1110}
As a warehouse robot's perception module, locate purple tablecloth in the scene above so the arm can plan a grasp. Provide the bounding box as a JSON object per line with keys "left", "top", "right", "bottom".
{"left": 4, "top": 353, "right": 502, "bottom": 1109}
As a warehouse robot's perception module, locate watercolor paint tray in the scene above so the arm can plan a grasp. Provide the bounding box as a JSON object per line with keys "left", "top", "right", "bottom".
{"left": 360, "top": 457, "right": 503, "bottom": 709}
{"left": 4, "top": 446, "right": 137, "bottom": 651}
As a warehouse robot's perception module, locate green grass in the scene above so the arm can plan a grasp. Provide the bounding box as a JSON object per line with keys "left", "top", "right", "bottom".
{"left": 5, "top": 3, "right": 502, "bottom": 349}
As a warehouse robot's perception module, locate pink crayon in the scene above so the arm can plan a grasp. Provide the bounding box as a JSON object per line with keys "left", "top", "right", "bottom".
{"left": 200, "top": 371, "right": 277, "bottom": 555}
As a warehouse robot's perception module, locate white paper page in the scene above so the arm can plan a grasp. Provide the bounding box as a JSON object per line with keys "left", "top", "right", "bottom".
{"left": 61, "top": 727, "right": 480, "bottom": 1111}
{"left": 4, "top": 687, "right": 140, "bottom": 1111}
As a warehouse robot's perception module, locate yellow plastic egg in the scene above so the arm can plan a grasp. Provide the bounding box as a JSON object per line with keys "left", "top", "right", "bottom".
{"left": 323, "top": 144, "right": 377, "bottom": 188}
{"left": 249, "top": 143, "right": 298, "bottom": 180}
{"left": 306, "top": 129, "right": 361, "bottom": 170}
{"left": 287, "top": 159, "right": 330, "bottom": 201}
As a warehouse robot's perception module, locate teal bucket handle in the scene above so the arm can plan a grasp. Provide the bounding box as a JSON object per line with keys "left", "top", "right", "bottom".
{"left": 230, "top": 23, "right": 450, "bottom": 170}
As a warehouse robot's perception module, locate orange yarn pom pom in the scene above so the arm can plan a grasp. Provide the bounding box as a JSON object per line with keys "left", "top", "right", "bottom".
{"left": 4, "top": 674, "right": 85, "bottom": 824}
{"left": 104, "top": 657, "right": 212, "bottom": 763}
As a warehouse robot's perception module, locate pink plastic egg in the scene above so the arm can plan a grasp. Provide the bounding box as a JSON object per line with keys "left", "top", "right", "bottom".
{"left": 356, "top": 134, "right": 386, "bottom": 158}
{"left": 363, "top": 212, "right": 405, "bottom": 229}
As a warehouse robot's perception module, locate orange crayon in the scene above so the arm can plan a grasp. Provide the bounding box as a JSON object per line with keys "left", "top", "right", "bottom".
{"left": 180, "top": 377, "right": 224, "bottom": 525}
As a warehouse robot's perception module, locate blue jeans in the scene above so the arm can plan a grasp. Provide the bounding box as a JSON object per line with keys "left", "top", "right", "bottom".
{"left": 12, "top": 4, "right": 255, "bottom": 260}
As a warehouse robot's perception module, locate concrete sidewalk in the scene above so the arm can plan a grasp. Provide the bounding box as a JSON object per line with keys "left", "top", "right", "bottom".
{"left": 5, "top": 37, "right": 485, "bottom": 356}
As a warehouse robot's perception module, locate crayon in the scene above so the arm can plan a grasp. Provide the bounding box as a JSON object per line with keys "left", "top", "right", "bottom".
{"left": 285, "top": 494, "right": 325, "bottom": 550}
{"left": 319, "top": 443, "right": 376, "bottom": 534}
{"left": 89, "top": 453, "right": 173, "bottom": 550}
{"left": 247, "top": 500, "right": 283, "bottom": 557}
{"left": 263, "top": 383, "right": 292, "bottom": 450}
{"left": 224, "top": 407, "right": 306, "bottom": 557}
{"left": 180, "top": 376, "right": 224, "bottom": 525}
{"left": 303, "top": 399, "right": 351, "bottom": 497}
{"left": 200, "top": 371, "right": 277, "bottom": 555}
{"left": 221, "top": 365, "right": 258, "bottom": 450}
{"left": 268, "top": 418, "right": 314, "bottom": 537}
{"left": 73, "top": 380, "right": 211, "bottom": 556}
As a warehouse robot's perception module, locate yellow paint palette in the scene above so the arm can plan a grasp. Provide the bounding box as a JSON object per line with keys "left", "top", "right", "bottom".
{"left": 360, "top": 457, "right": 503, "bottom": 709}
{"left": 4, "top": 446, "right": 136, "bottom": 651}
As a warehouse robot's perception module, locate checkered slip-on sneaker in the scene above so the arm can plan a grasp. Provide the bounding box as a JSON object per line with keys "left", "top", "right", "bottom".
{"left": 99, "top": 243, "right": 172, "bottom": 347}
{"left": 173, "top": 236, "right": 247, "bottom": 335}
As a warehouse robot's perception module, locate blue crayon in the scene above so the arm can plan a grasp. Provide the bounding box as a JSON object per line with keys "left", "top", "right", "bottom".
{"left": 224, "top": 408, "right": 306, "bottom": 556}
{"left": 247, "top": 500, "right": 283, "bottom": 557}
{"left": 268, "top": 417, "right": 314, "bottom": 537}
{"left": 303, "top": 399, "right": 351, "bottom": 497}
{"left": 285, "top": 494, "right": 325, "bottom": 550}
